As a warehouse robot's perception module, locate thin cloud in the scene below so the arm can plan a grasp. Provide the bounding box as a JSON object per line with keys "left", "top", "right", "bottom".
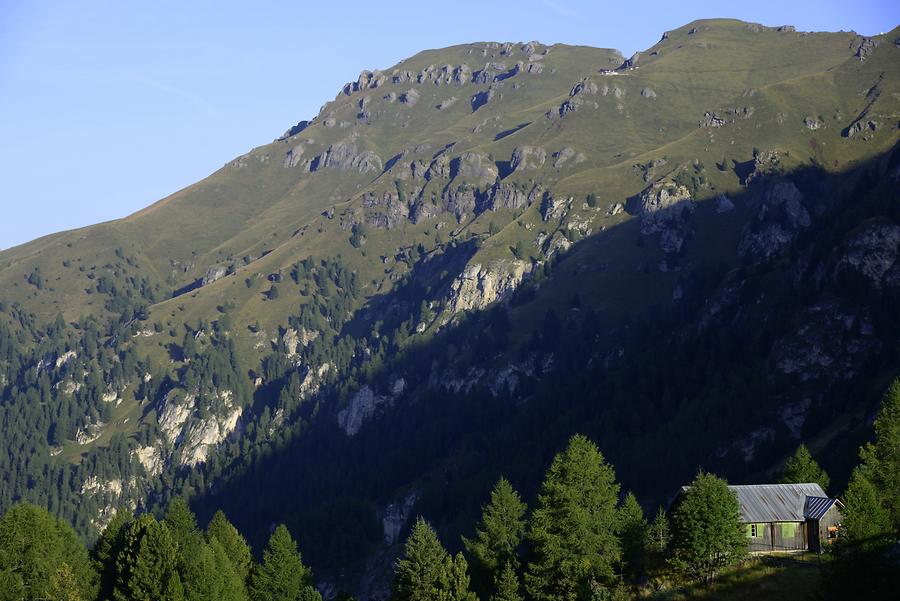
{"left": 539, "top": 0, "right": 578, "bottom": 18}
{"left": 124, "top": 72, "right": 217, "bottom": 113}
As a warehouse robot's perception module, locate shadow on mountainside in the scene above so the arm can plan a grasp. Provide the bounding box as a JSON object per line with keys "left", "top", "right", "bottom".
{"left": 185, "top": 143, "right": 900, "bottom": 592}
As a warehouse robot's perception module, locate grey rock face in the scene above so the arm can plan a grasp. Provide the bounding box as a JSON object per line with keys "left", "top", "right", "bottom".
{"left": 855, "top": 37, "right": 880, "bottom": 61}
{"left": 699, "top": 111, "right": 727, "bottom": 128}
{"left": 486, "top": 182, "right": 531, "bottom": 211}
{"left": 202, "top": 266, "right": 227, "bottom": 286}
{"left": 510, "top": 145, "right": 546, "bottom": 172}
{"left": 553, "top": 147, "right": 576, "bottom": 168}
{"left": 832, "top": 221, "right": 900, "bottom": 290}
{"left": 337, "top": 386, "right": 387, "bottom": 436}
{"left": 632, "top": 180, "right": 693, "bottom": 234}
{"left": 399, "top": 88, "right": 419, "bottom": 106}
{"left": 738, "top": 181, "right": 809, "bottom": 260}
{"left": 445, "top": 261, "right": 531, "bottom": 315}
{"left": 844, "top": 119, "right": 879, "bottom": 138}
{"left": 362, "top": 190, "right": 410, "bottom": 229}
{"left": 773, "top": 298, "right": 877, "bottom": 384}
{"left": 321, "top": 141, "right": 383, "bottom": 174}
{"left": 540, "top": 192, "right": 570, "bottom": 222}
{"left": 282, "top": 144, "right": 305, "bottom": 168}
{"left": 451, "top": 152, "right": 498, "bottom": 185}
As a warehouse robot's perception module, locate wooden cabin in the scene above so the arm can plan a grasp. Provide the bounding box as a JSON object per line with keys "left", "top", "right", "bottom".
{"left": 674, "top": 482, "right": 843, "bottom": 553}
{"left": 729, "top": 483, "right": 843, "bottom": 553}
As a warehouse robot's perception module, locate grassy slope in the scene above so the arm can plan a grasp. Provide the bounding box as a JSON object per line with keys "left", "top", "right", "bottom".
{"left": 2, "top": 19, "right": 898, "bottom": 462}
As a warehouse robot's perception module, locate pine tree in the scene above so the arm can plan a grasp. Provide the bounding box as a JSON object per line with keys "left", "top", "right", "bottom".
{"left": 616, "top": 492, "right": 647, "bottom": 579}
{"left": 392, "top": 518, "right": 448, "bottom": 601}
{"left": 524, "top": 435, "right": 622, "bottom": 601}
{"left": 490, "top": 563, "right": 522, "bottom": 601}
{"left": 206, "top": 510, "right": 253, "bottom": 581}
{"left": 248, "top": 524, "right": 320, "bottom": 601}
{"left": 669, "top": 471, "right": 747, "bottom": 584}
{"left": 462, "top": 477, "right": 526, "bottom": 596}
{"left": 841, "top": 467, "right": 892, "bottom": 545}
{"left": 780, "top": 444, "right": 830, "bottom": 492}
{"left": 113, "top": 515, "right": 184, "bottom": 601}
{"left": 858, "top": 378, "right": 900, "bottom": 529}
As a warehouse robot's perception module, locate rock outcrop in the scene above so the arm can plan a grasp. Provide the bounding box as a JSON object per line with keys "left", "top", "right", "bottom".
{"left": 445, "top": 261, "right": 531, "bottom": 315}
{"left": 738, "top": 181, "right": 810, "bottom": 260}
{"left": 510, "top": 146, "right": 546, "bottom": 172}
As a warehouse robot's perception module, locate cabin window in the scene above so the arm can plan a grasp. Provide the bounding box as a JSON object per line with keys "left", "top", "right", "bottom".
{"left": 780, "top": 522, "right": 798, "bottom": 539}
{"left": 747, "top": 523, "right": 764, "bottom": 538}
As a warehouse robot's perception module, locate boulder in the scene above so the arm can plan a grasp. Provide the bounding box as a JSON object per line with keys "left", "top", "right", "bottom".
{"left": 202, "top": 266, "right": 227, "bottom": 286}
{"left": 510, "top": 145, "right": 546, "bottom": 172}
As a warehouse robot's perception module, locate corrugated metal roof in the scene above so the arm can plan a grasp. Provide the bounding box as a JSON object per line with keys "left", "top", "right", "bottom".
{"left": 728, "top": 483, "right": 828, "bottom": 523}
{"left": 804, "top": 496, "right": 838, "bottom": 521}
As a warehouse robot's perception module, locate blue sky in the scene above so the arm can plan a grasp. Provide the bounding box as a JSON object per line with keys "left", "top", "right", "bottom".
{"left": 1, "top": 1, "right": 897, "bottom": 250}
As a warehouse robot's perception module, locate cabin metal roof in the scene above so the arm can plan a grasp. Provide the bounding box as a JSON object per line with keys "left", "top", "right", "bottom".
{"left": 728, "top": 483, "right": 829, "bottom": 523}
{"left": 804, "top": 496, "right": 839, "bottom": 521}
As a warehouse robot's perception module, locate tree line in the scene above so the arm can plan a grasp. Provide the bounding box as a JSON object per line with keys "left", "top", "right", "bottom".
{"left": 3, "top": 374, "right": 897, "bottom": 600}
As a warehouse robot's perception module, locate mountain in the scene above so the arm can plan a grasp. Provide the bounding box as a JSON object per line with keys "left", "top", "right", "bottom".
{"left": 1, "top": 18, "right": 899, "bottom": 597}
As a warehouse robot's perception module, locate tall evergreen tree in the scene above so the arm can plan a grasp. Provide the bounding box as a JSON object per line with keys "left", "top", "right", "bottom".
{"left": 248, "top": 524, "right": 320, "bottom": 601}
{"left": 206, "top": 510, "right": 253, "bottom": 581}
{"left": 669, "top": 472, "right": 747, "bottom": 584}
{"left": 392, "top": 518, "right": 449, "bottom": 601}
{"left": 442, "top": 553, "right": 477, "bottom": 601}
{"left": 490, "top": 563, "right": 522, "bottom": 601}
{"left": 462, "top": 477, "right": 526, "bottom": 596}
{"left": 841, "top": 467, "right": 892, "bottom": 545}
{"left": 524, "top": 435, "right": 622, "bottom": 601}
{"left": 0, "top": 503, "right": 97, "bottom": 601}
{"left": 858, "top": 378, "right": 900, "bottom": 529}
{"left": 646, "top": 507, "right": 670, "bottom": 556}
{"left": 616, "top": 492, "right": 647, "bottom": 579}
{"left": 113, "top": 514, "right": 184, "bottom": 601}
{"left": 92, "top": 511, "right": 131, "bottom": 601}
{"left": 779, "top": 444, "right": 830, "bottom": 492}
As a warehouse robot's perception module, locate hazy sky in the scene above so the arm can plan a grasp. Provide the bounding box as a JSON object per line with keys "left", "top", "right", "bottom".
{"left": 1, "top": 0, "right": 897, "bottom": 250}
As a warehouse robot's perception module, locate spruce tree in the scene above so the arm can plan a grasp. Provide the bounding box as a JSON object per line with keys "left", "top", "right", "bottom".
{"left": 524, "top": 435, "right": 622, "bottom": 601}
{"left": 490, "top": 563, "right": 522, "bottom": 601}
{"left": 392, "top": 518, "right": 448, "bottom": 601}
{"left": 248, "top": 524, "right": 320, "bottom": 601}
{"left": 646, "top": 507, "right": 670, "bottom": 555}
{"left": 669, "top": 471, "right": 747, "bottom": 584}
{"left": 841, "top": 467, "right": 892, "bottom": 544}
{"left": 780, "top": 444, "right": 830, "bottom": 492}
{"left": 206, "top": 510, "right": 253, "bottom": 581}
{"left": 92, "top": 511, "right": 131, "bottom": 601}
{"left": 462, "top": 477, "right": 526, "bottom": 596}
{"left": 616, "top": 492, "right": 647, "bottom": 579}
{"left": 442, "top": 553, "right": 477, "bottom": 601}
{"left": 858, "top": 378, "right": 900, "bottom": 529}
{"left": 113, "top": 515, "right": 184, "bottom": 601}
